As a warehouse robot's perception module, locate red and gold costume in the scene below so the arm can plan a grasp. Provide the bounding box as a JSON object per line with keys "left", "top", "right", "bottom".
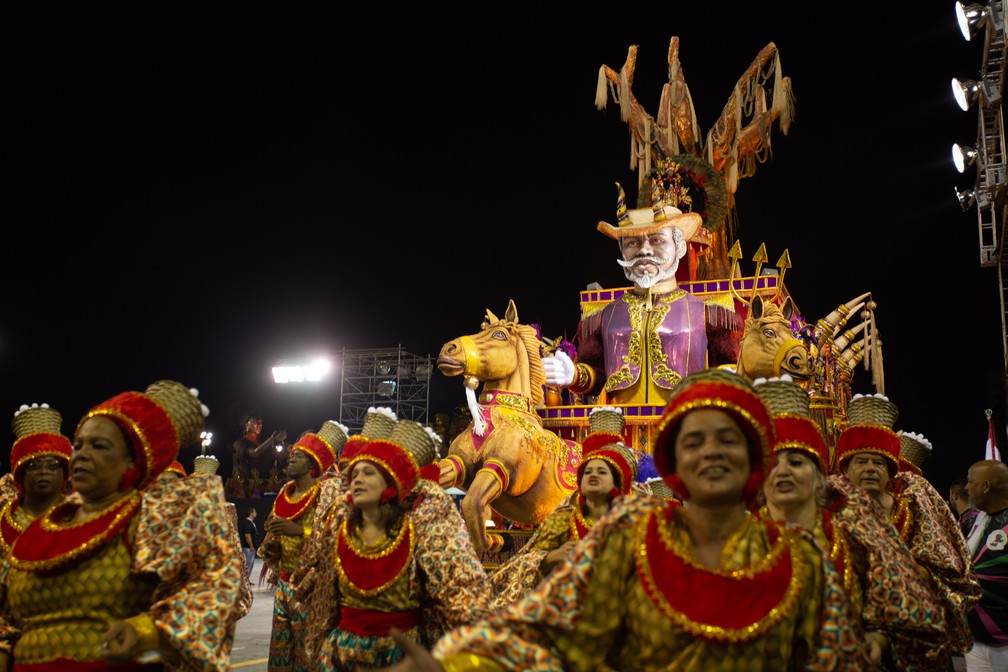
{"left": 258, "top": 420, "right": 346, "bottom": 672}
{"left": 487, "top": 496, "right": 593, "bottom": 606}
{"left": 816, "top": 479, "right": 954, "bottom": 670}
{"left": 262, "top": 481, "right": 321, "bottom": 672}
{"left": 488, "top": 409, "right": 638, "bottom": 608}
{"left": 835, "top": 395, "right": 981, "bottom": 659}
{"left": 435, "top": 370, "right": 867, "bottom": 670}
{"left": 294, "top": 479, "right": 492, "bottom": 671}
{"left": 0, "top": 381, "right": 250, "bottom": 671}
{"left": 434, "top": 493, "right": 865, "bottom": 671}
{"left": 0, "top": 472, "right": 248, "bottom": 671}
{"left": 0, "top": 404, "right": 74, "bottom": 558}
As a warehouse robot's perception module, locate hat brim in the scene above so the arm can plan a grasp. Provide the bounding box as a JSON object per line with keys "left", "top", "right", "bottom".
{"left": 597, "top": 211, "right": 702, "bottom": 241}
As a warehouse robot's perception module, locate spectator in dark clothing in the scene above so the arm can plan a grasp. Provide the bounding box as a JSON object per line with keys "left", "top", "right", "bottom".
{"left": 239, "top": 506, "right": 260, "bottom": 580}
{"left": 951, "top": 477, "right": 980, "bottom": 540}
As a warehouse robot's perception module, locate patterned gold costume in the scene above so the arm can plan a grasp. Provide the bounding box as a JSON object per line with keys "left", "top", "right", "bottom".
{"left": 259, "top": 480, "right": 322, "bottom": 672}
{"left": 434, "top": 493, "right": 865, "bottom": 671}
{"left": 0, "top": 473, "right": 249, "bottom": 671}
{"left": 887, "top": 471, "right": 982, "bottom": 655}
{"left": 487, "top": 497, "right": 594, "bottom": 608}
{"left": 292, "top": 479, "right": 492, "bottom": 671}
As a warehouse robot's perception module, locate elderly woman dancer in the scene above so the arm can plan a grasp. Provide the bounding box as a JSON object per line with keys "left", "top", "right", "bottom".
{"left": 291, "top": 417, "right": 492, "bottom": 671}
{"left": 0, "top": 404, "right": 73, "bottom": 555}
{"left": 755, "top": 376, "right": 950, "bottom": 670}
{"left": 488, "top": 406, "right": 637, "bottom": 607}
{"left": 0, "top": 380, "right": 250, "bottom": 671}
{"left": 377, "top": 368, "right": 873, "bottom": 671}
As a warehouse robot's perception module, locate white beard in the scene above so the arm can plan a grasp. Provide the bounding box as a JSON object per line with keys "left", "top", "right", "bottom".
{"left": 618, "top": 255, "right": 679, "bottom": 289}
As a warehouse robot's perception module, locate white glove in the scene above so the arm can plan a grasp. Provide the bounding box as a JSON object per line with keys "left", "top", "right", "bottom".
{"left": 542, "top": 350, "right": 575, "bottom": 387}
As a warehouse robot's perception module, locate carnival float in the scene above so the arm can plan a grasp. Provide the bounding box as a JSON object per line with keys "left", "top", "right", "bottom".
{"left": 437, "top": 36, "right": 886, "bottom": 562}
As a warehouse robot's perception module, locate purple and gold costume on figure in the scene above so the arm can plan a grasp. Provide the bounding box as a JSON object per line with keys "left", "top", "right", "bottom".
{"left": 575, "top": 289, "right": 714, "bottom": 404}
{"left": 293, "top": 480, "right": 492, "bottom": 671}
{"left": 0, "top": 473, "right": 249, "bottom": 671}
{"left": 433, "top": 493, "right": 866, "bottom": 671}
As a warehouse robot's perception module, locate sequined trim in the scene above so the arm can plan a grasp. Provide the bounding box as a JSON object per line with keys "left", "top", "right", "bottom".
{"left": 568, "top": 493, "right": 593, "bottom": 541}
{"left": 11, "top": 492, "right": 141, "bottom": 572}
{"left": 271, "top": 481, "right": 319, "bottom": 521}
{"left": 635, "top": 504, "right": 802, "bottom": 643}
{"left": 890, "top": 494, "right": 913, "bottom": 541}
{"left": 0, "top": 498, "right": 23, "bottom": 555}
{"left": 335, "top": 518, "right": 414, "bottom": 596}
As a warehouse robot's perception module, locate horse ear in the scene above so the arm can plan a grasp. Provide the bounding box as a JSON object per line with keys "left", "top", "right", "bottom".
{"left": 505, "top": 299, "right": 518, "bottom": 324}
{"left": 751, "top": 295, "right": 765, "bottom": 319}
{"left": 781, "top": 296, "right": 795, "bottom": 320}
{"left": 485, "top": 308, "right": 499, "bottom": 325}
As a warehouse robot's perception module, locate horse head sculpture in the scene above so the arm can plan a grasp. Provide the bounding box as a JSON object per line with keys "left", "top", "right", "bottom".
{"left": 436, "top": 299, "right": 581, "bottom": 553}
{"left": 735, "top": 295, "right": 811, "bottom": 382}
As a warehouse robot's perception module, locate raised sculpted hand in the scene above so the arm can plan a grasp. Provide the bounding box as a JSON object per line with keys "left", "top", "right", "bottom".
{"left": 542, "top": 349, "right": 575, "bottom": 387}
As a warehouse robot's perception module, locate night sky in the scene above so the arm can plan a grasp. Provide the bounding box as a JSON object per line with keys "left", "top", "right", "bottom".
{"left": 1, "top": 5, "right": 1002, "bottom": 499}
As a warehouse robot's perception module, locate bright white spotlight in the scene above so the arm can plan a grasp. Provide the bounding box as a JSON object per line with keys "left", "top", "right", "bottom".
{"left": 956, "top": 2, "right": 986, "bottom": 41}
{"left": 952, "top": 77, "right": 975, "bottom": 110}
{"left": 273, "top": 366, "right": 291, "bottom": 384}
{"left": 953, "top": 143, "right": 980, "bottom": 173}
{"left": 304, "top": 358, "right": 332, "bottom": 381}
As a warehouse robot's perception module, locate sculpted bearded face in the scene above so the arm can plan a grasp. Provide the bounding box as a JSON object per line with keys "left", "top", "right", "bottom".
{"left": 617, "top": 226, "right": 685, "bottom": 289}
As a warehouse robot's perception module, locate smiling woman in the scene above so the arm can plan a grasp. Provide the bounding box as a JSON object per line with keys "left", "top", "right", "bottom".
{"left": 383, "top": 368, "right": 875, "bottom": 671}
{"left": 487, "top": 406, "right": 639, "bottom": 608}
{"left": 290, "top": 416, "right": 492, "bottom": 671}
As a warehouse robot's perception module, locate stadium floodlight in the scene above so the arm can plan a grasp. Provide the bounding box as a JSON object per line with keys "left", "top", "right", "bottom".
{"left": 272, "top": 357, "right": 334, "bottom": 384}
{"left": 953, "top": 143, "right": 981, "bottom": 173}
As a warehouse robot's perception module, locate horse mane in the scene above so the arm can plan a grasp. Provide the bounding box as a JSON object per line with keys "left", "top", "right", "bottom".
{"left": 517, "top": 323, "right": 545, "bottom": 407}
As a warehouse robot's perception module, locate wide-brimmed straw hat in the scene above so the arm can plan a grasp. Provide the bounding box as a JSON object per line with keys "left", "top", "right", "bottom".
{"left": 597, "top": 180, "right": 702, "bottom": 241}
{"left": 597, "top": 154, "right": 726, "bottom": 242}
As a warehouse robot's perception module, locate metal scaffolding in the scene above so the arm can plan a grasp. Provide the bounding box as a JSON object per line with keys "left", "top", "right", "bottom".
{"left": 338, "top": 346, "right": 433, "bottom": 433}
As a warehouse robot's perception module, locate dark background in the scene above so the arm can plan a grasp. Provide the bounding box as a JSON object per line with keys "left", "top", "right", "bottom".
{"left": 1, "top": 5, "right": 1003, "bottom": 501}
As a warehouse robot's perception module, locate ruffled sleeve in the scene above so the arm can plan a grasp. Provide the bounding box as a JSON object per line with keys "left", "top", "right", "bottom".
{"left": 410, "top": 480, "right": 493, "bottom": 645}
{"left": 132, "top": 473, "right": 250, "bottom": 672}
{"left": 487, "top": 506, "right": 573, "bottom": 608}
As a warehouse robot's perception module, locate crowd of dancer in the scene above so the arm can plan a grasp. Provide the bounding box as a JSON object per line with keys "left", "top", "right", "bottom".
{"left": 0, "top": 179, "right": 1004, "bottom": 670}
{"left": 0, "top": 367, "right": 1003, "bottom": 671}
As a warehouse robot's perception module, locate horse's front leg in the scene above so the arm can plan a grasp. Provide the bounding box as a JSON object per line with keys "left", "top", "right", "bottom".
{"left": 460, "top": 467, "right": 508, "bottom": 553}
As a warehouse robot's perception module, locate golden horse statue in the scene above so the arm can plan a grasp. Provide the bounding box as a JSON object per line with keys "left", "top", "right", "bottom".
{"left": 436, "top": 299, "right": 582, "bottom": 553}
{"left": 735, "top": 295, "right": 811, "bottom": 384}
{"left": 733, "top": 289, "right": 883, "bottom": 464}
